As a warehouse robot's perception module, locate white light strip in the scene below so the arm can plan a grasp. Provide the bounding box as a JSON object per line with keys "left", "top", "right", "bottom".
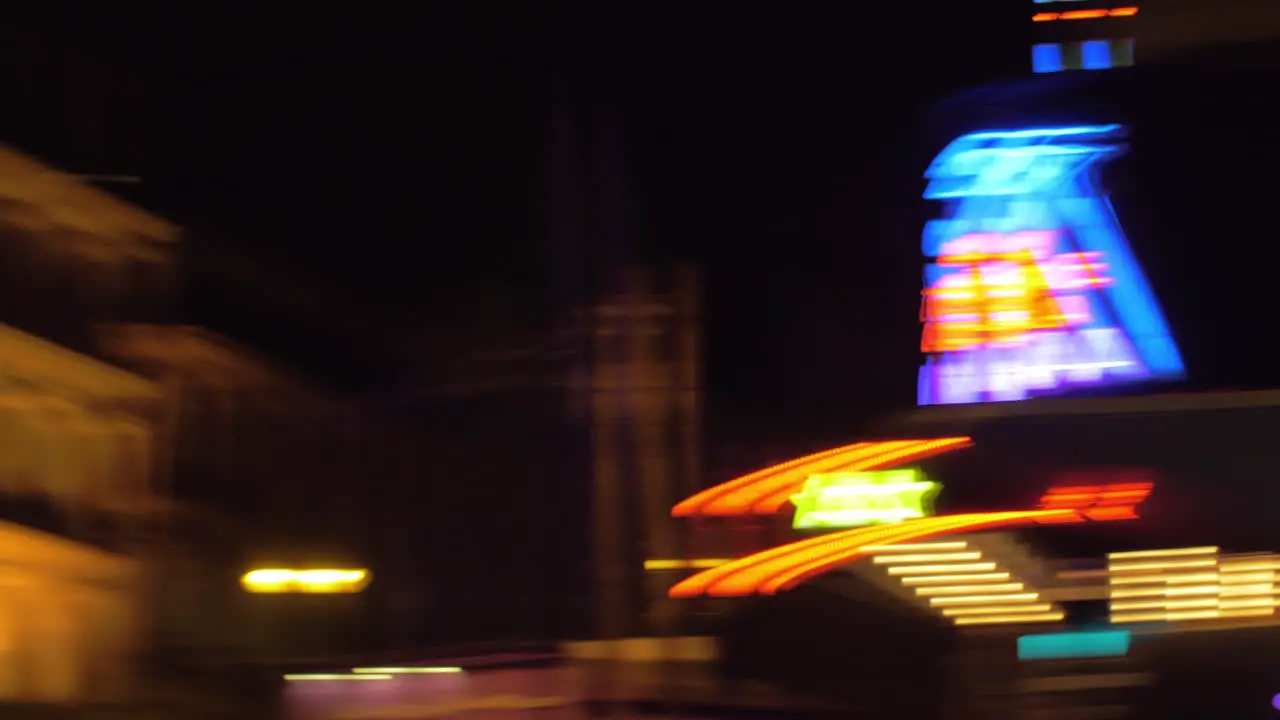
{"left": 874, "top": 552, "right": 983, "bottom": 564}
{"left": 955, "top": 611, "right": 1064, "bottom": 626}
{"left": 863, "top": 542, "right": 968, "bottom": 552}
{"left": 942, "top": 603, "right": 1055, "bottom": 616}
{"left": 1108, "top": 547, "right": 1219, "bottom": 561}
{"left": 930, "top": 592, "right": 1040, "bottom": 607}
{"left": 901, "top": 572, "right": 1011, "bottom": 585}
{"left": 888, "top": 562, "right": 997, "bottom": 575}
{"left": 915, "top": 583, "right": 1025, "bottom": 597}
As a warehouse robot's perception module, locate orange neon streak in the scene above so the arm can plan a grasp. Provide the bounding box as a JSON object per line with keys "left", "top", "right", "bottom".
{"left": 668, "top": 522, "right": 911, "bottom": 599}
{"left": 669, "top": 509, "right": 1074, "bottom": 598}
{"left": 750, "top": 438, "right": 973, "bottom": 514}
{"left": 1035, "top": 482, "right": 1153, "bottom": 523}
{"left": 670, "top": 437, "right": 973, "bottom": 517}
{"left": 1032, "top": 7, "right": 1137, "bottom": 21}
{"left": 761, "top": 511, "right": 1064, "bottom": 594}
{"left": 921, "top": 251, "right": 1067, "bottom": 353}
{"left": 705, "top": 525, "right": 925, "bottom": 598}
{"left": 671, "top": 442, "right": 894, "bottom": 517}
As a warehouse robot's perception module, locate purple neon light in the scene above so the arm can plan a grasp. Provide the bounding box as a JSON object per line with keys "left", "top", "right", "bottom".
{"left": 921, "top": 231, "right": 1143, "bottom": 404}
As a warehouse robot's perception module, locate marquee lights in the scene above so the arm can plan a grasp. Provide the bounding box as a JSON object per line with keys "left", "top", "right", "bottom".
{"left": 790, "top": 470, "right": 941, "bottom": 529}
{"left": 919, "top": 125, "right": 1184, "bottom": 405}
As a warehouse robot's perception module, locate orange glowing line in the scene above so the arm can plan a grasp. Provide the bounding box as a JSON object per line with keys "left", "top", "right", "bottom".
{"left": 721, "top": 441, "right": 917, "bottom": 515}
{"left": 671, "top": 442, "right": 880, "bottom": 517}
{"left": 704, "top": 524, "right": 919, "bottom": 598}
{"left": 672, "top": 437, "right": 973, "bottom": 517}
{"left": 1033, "top": 7, "right": 1137, "bottom": 21}
{"left": 1062, "top": 9, "right": 1108, "bottom": 19}
{"left": 1035, "top": 481, "right": 1152, "bottom": 524}
{"left": 667, "top": 522, "right": 890, "bottom": 598}
{"left": 762, "top": 511, "right": 1063, "bottom": 594}
{"left": 748, "top": 437, "right": 973, "bottom": 514}
{"left": 669, "top": 509, "right": 1074, "bottom": 598}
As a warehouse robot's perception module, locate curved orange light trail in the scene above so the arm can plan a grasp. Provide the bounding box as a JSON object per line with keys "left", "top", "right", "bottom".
{"left": 669, "top": 509, "right": 1074, "bottom": 598}
{"left": 671, "top": 437, "right": 973, "bottom": 517}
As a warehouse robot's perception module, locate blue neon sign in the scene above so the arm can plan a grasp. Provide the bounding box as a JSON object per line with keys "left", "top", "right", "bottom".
{"left": 919, "top": 125, "right": 1185, "bottom": 405}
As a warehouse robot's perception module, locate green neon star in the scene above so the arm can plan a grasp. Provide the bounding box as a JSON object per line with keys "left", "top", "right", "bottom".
{"left": 790, "top": 470, "right": 941, "bottom": 529}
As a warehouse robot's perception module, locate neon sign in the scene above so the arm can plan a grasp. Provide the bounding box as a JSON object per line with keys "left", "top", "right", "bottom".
{"left": 790, "top": 469, "right": 940, "bottom": 529}
{"left": 1034, "top": 474, "right": 1154, "bottom": 523}
{"left": 919, "top": 125, "right": 1184, "bottom": 405}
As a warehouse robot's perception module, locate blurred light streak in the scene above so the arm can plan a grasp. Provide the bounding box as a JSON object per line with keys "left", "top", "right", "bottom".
{"left": 668, "top": 509, "right": 1069, "bottom": 598}
{"left": 1107, "top": 548, "right": 1280, "bottom": 624}
{"left": 352, "top": 666, "right": 463, "bottom": 675}
{"left": 241, "top": 568, "right": 370, "bottom": 594}
{"left": 643, "top": 558, "right": 731, "bottom": 571}
{"left": 285, "top": 674, "right": 391, "bottom": 681}
{"left": 1033, "top": 7, "right": 1137, "bottom": 21}
{"left": 955, "top": 612, "right": 1064, "bottom": 625}
{"left": 671, "top": 437, "right": 972, "bottom": 517}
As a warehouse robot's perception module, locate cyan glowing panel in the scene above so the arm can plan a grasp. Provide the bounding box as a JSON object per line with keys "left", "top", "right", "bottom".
{"left": 919, "top": 125, "right": 1184, "bottom": 405}
{"left": 790, "top": 469, "right": 940, "bottom": 529}
{"left": 1018, "top": 630, "right": 1131, "bottom": 660}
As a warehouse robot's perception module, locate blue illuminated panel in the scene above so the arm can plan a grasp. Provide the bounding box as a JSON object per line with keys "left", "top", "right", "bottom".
{"left": 1080, "top": 40, "right": 1112, "bottom": 69}
{"left": 918, "top": 125, "right": 1185, "bottom": 406}
{"left": 1032, "top": 39, "right": 1135, "bottom": 73}
{"left": 1018, "top": 630, "right": 1131, "bottom": 660}
{"left": 1032, "top": 44, "right": 1065, "bottom": 73}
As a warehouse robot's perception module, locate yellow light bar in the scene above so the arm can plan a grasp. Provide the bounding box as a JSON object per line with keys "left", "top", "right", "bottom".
{"left": 643, "top": 559, "right": 731, "bottom": 571}
{"left": 901, "top": 572, "right": 1011, "bottom": 586}
{"left": 1108, "top": 547, "right": 1218, "bottom": 561}
{"left": 930, "top": 592, "right": 1040, "bottom": 606}
{"left": 873, "top": 552, "right": 983, "bottom": 564}
{"left": 915, "top": 582, "right": 1025, "bottom": 597}
{"left": 1111, "top": 606, "right": 1275, "bottom": 624}
{"left": 862, "top": 542, "right": 968, "bottom": 552}
{"left": 955, "top": 611, "right": 1064, "bottom": 626}
{"left": 1107, "top": 558, "right": 1217, "bottom": 572}
{"left": 352, "top": 666, "right": 463, "bottom": 675}
{"left": 942, "top": 603, "right": 1055, "bottom": 616}
{"left": 1108, "top": 584, "right": 1278, "bottom": 599}
{"left": 242, "top": 568, "right": 371, "bottom": 594}
{"left": 284, "top": 674, "right": 391, "bottom": 681}
{"left": 887, "top": 562, "right": 997, "bottom": 575}
{"left": 1109, "top": 571, "right": 1220, "bottom": 585}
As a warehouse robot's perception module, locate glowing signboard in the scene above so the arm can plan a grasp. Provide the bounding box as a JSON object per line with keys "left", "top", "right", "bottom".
{"left": 918, "top": 125, "right": 1184, "bottom": 405}
{"left": 790, "top": 469, "right": 940, "bottom": 529}
{"left": 1017, "top": 630, "right": 1131, "bottom": 661}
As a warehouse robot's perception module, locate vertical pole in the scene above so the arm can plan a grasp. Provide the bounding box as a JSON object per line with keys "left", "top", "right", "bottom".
{"left": 591, "top": 299, "right": 628, "bottom": 640}
{"left": 627, "top": 267, "right": 679, "bottom": 636}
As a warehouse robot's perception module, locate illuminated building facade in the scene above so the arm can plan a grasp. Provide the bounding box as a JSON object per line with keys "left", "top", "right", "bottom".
{"left": 0, "top": 146, "right": 174, "bottom": 703}
{"left": 653, "top": 77, "right": 1280, "bottom": 713}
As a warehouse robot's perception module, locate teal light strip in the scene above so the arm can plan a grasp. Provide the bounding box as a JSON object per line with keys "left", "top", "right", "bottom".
{"left": 1018, "top": 630, "right": 1131, "bottom": 660}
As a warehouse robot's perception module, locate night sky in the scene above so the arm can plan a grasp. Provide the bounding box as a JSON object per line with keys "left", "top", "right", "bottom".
{"left": 0, "top": 4, "right": 1262, "bottom": 445}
